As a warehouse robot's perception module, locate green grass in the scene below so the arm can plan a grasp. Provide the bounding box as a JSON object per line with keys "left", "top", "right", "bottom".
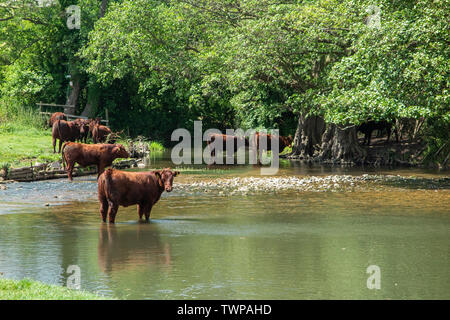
{"left": 0, "top": 278, "right": 111, "bottom": 300}
{"left": 0, "top": 123, "right": 166, "bottom": 169}
{"left": 0, "top": 123, "right": 60, "bottom": 168}
{"left": 0, "top": 102, "right": 168, "bottom": 169}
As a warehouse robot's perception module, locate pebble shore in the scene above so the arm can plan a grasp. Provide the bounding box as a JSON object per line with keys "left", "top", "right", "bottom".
{"left": 175, "top": 174, "right": 449, "bottom": 195}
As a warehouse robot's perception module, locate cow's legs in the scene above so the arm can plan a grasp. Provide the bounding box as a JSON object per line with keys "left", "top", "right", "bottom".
{"left": 144, "top": 205, "right": 153, "bottom": 222}
{"left": 208, "top": 142, "right": 216, "bottom": 164}
{"left": 53, "top": 138, "right": 56, "bottom": 153}
{"left": 138, "top": 204, "right": 144, "bottom": 220}
{"left": 66, "top": 162, "right": 74, "bottom": 181}
{"left": 99, "top": 196, "right": 109, "bottom": 222}
{"left": 58, "top": 139, "right": 63, "bottom": 153}
{"left": 107, "top": 201, "right": 119, "bottom": 223}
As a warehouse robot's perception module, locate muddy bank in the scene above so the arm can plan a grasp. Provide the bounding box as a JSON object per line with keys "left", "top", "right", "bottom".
{"left": 0, "top": 159, "right": 142, "bottom": 183}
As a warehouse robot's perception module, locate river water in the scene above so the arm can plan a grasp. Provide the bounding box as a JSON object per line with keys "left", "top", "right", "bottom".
{"left": 0, "top": 154, "right": 449, "bottom": 299}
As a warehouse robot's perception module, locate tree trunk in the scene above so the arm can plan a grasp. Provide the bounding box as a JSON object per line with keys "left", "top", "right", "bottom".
{"left": 319, "top": 124, "right": 366, "bottom": 164}
{"left": 65, "top": 75, "right": 80, "bottom": 115}
{"left": 78, "top": 0, "right": 109, "bottom": 117}
{"left": 81, "top": 83, "right": 101, "bottom": 117}
{"left": 288, "top": 114, "right": 325, "bottom": 159}
{"left": 100, "top": 0, "right": 109, "bottom": 18}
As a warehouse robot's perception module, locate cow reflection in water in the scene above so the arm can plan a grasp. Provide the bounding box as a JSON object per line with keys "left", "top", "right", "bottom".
{"left": 97, "top": 224, "right": 171, "bottom": 273}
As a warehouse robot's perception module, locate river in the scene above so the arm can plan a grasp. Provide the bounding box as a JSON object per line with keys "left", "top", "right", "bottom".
{"left": 0, "top": 153, "right": 449, "bottom": 299}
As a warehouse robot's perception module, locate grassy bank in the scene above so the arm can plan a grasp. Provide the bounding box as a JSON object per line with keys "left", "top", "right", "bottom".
{"left": 0, "top": 278, "right": 111, "bottom": 300}
{"left": 0, "top": 122, "right": 165, "bottom": 169}
{"left": 0, "top": 124, "right": 60, "bottom": 168}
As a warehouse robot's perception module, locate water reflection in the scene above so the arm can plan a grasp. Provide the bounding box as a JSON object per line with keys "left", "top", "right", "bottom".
{"left": 0, "top": 157, "right": 448, "bottom": 299}
{"left": 97, "top": 223, "right": 171, "bottom": 274}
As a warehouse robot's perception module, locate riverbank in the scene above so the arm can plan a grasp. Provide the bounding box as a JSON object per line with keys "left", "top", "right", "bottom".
{"left": 0, "top": 278, "right": 111, "bottom": 300}
{"left": 284, "top": 137, "right": 442, "bottom": 168}
{"left": 0, "top": 125, "right": 60, "bottom": 169}
{"left": 0, "top": 123, "right": 164, "bottom": 177}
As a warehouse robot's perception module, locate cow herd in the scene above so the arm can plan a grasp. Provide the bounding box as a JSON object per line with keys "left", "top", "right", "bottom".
{"left": 47, "top": 112, "right": 178, "bottom": 223}
{"left": 205, "top": 132, "right": 293, "bottom": 164}
{"left": 44, "top": 112, "right": 395, "bottom": 223}
{"left": 49, "top": 113, "right": 116, "bottom": 153}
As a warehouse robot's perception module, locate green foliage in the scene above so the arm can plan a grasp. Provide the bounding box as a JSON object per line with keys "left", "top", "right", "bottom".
{"left": 149, "top": 141, "right": 165, "bottom": 153}
{"left": 0, "top": 100, "right": 47, "bottom": 130}
{"left": 1, "top": 0, "right": 448, "bottom": 163}
{"left": 321, "top": 0, "right": 449, "bottom": 126}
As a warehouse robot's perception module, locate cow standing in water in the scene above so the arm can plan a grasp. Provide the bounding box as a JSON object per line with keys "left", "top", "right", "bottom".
{"left": 97, "top": 168, "right": 179, "bottom": 223}
{"left": 253, "top": 132, "right": 293, "bottom": 153}
{"left": 252, "top": 132, "right": 293, "bottom": 163}
{"left": 205, "top": 133, "right": 250, "bottom": 164}
{"left": 61, "top": 142, "right": 129, "bottom": 181}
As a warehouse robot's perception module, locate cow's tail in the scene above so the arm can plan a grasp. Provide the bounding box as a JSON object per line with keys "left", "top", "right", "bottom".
{"left": 61, "top": 142, "right": 68, "bottom": 170}
{"left": 56, "top": 119, "right": 61, "bottom": 137}
{"left": 103, "top": 168, "right": 114, "bottom": 199}
{"left": 56, "top": 119, "right": 63, "bottom": 141}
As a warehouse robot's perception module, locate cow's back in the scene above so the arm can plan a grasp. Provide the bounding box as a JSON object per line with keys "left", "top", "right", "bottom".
{"left": 52, "top": 120, "right": 67, "bottom": 139}
{"left": 99, "top": 170, "right": 160, "bottom": 207}
{"left": 66, "top": 143, "right": 113, "bottom": 165}
{"left": 49, "top": 112, "right": 67, "bottom": 127}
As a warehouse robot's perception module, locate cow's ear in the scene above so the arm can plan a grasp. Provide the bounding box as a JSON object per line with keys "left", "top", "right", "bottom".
{"left": 154, "top": 171, "right": 163, "bottom": 187}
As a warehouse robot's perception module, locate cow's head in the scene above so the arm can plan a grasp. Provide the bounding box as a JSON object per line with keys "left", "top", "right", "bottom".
{"left": 79, "top": 120, "right": 89, "bottom": 135}
{"left": 88, "top": 119, "right": 97, "bottom": 132}
{"left": 112, "top": 144, "right": 130, "bottom": 159}
{"left": 153, "top": 168, "right": 179, "bottom": 192}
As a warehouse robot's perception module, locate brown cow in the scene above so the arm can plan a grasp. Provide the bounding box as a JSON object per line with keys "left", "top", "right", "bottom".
{"left": 253, "top": 132, "right": 293, "bottom": 163}
{"left": 97, "top": 168, "right": 179, "bottom": 223}
{"left": 93, "top": 123, "right": 113, "bottom": 144}
{"left": 61, "top": 142, "right": 129, "bottom": 181}
{"left": 89, "top": 117, "right": 101, "bottom": 136}
{"left": 52, "top": 120, "right": 82, "bottom": 153}
{"left": 253, "top": 132, "right": 293, "bottom": 153}
{"left": 48, "top": 112, "right": 67, "bottom": 128}
{"left": 73, "top": 118, "right": 91, "bottom": 143}
{"left": 206, "top": 133, "right": 249, "bottom": 163}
